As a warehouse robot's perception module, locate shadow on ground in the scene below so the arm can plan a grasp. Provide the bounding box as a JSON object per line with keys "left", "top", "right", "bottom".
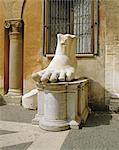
{"left": 0, "top": 105, "right": 36, "bottom": 123}
{"left": 61, "top": 111, "right": 119, "bottom": 150}
{"left": 83, "top": 111, "right": 112, "bottom": 127}
{"left": 2, "top": 142, "right": 33, "bottom": 150}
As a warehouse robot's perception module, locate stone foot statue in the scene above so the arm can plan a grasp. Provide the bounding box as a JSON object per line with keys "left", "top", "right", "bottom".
{"left": 32, "top": 34, "right": 77, "bottom": 83}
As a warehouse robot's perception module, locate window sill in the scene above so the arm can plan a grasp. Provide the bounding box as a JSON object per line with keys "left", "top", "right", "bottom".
{"left": 46, "top": 53, "right": 96, "bottom": 58}
{"left": 76, "top": 54, "right": 95, "bottom": 58}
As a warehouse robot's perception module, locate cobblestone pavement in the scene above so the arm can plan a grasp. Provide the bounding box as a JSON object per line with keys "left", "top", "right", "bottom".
{"left": 0, "top": 105, "right": 119, "bottom": 150}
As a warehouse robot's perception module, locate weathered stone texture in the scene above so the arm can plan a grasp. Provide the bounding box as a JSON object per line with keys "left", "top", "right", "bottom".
{"left": 104, "top": 0, "right": 119, "bottom": 107}
{"left": 23, "top": 0, "right": 50, "bottom": 93}
{"left": 3, "top": 0, "right": 25, "bottom": 19}
{"left": 76, "top": 1, "right": 106, "bottom": 104}
{"left": 0, "top": 1, "right": 5, "bottom": 94}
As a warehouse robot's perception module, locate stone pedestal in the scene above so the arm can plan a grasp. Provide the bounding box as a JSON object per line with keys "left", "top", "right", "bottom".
{"left": 109, "top": 93, "right": 119, "bottom": 112}
{"left": 32, "top": 78, "right": 90, "bottom": 131}
{"left": 39, "top": 83, "right": 69, "bottom": 131}
{"left": 32, "top": 87, "right": 45, "bottom": 125}
{"left": 4, "top": 19, "right": 23, "bottom": 104}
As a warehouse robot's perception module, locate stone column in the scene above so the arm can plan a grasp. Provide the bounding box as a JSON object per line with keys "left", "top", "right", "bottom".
{"left": 5, "top": 19, "right": 23, "bottom": 97}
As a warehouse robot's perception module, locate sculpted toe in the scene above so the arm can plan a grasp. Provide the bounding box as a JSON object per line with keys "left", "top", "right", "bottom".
{"left": 66, "top": 71, "right": 74, "bottom": 81}
{"left": 50, "top": 72, "right": 59, "bottom": 82}
{"left": 41, "top": 71, "right": 52, "bottom": 82}
{"left": 59, "top": 71, "right": 66, "bottom": 81}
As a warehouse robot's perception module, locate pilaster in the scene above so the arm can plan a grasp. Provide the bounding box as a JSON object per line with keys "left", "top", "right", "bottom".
{"left": 4, "top": 19, "right": 23, "bottom": 104}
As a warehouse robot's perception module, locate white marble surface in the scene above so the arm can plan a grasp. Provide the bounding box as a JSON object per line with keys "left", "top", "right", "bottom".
{"left": 32, "top": 34, "right": 77, "bottom": 83}
{"left": 22, "top": 89, "right": 38, "bottom": 110}
{"left": 33, "top": 79, "right": 90, "bottom": 131}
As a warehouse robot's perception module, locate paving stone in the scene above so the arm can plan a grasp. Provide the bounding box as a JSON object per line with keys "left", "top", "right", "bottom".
{"left": 2, "top": 142, "right": 33, "bottom": 150}
{"left": 0, "top": 105, "right": 68, "bottom": 150}
{"left": 0, "top": 105, "right": 36, "bottom": 123}
{"left": 61, "top": 111, "right": 119, "bottom": 150}
{"left": 0, "top": 105, "right": 119, "bottom": 150}
{"left": 0, "top": 130, "right": 16, "bottom": 135}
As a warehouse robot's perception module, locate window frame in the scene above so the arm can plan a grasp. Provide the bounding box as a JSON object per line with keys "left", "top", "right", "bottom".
{"left": 42, "top": 0, "right": 99, "bottom": 57}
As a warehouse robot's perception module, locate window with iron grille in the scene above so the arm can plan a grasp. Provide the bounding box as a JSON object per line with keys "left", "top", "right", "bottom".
{"left": 43, "top": 0, "right": 99, "bottom": 55}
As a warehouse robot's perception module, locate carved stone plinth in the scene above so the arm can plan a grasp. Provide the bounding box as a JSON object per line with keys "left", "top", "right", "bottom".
{"left": 109, "top": 93, "right": 119, "bottom": 112}
{"left": 32, "top": 78, "right": 90, "bottom": 131}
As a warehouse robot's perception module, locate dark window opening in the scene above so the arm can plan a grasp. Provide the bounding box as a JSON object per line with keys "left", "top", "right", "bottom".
{"left": 44, "top": 0, "right": 99, "bottom": 55}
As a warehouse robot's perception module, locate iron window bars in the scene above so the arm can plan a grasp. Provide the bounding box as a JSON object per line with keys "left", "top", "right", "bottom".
{"left": 43, "top": 0, "right": 99, "bottom": 55}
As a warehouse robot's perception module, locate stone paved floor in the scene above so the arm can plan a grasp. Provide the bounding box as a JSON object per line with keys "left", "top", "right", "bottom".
{"left": 0, "top": 105, "right": 69, "bottom": 150}
{"left": 61, "top": 112, "right": 119, "bottom": 150}
{"left": 0, "top": 105, "right": 119, "bottom": 150}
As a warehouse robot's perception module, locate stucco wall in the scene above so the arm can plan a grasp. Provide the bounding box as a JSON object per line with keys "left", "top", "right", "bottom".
{"left": 0, "top": 0, "right": 5, "bottom": 94}
{"left": 1, "top": 0, "right": 119, "bottom": 106}
{"left": 0, "top": 0, "right": 106, "bottom": 104}
{"left": 23, "top": 0, "right": 50, "bottom": 93}
{"left": 77, "top": 0, "right": 106, "bottom": 104}
{"left": 104, "top": 0, "right": 119, "bottom": 103}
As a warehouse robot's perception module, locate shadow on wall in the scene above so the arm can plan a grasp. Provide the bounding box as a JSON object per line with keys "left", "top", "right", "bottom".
{"left": 0, "top": 94, "right": 6, "bottom": 106}
{"left": 88, "top": 79, "right": 111, "bottom": 111}
{"left": 85, "top": 80, "right": 113, "bottom": 127}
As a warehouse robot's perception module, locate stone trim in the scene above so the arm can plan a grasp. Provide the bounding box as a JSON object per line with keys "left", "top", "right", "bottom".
{"left": 4, "top": 19, "right": 23, "bottom": 33}
{"left": 4, "top": 19, "right": 23, "bottom": 103}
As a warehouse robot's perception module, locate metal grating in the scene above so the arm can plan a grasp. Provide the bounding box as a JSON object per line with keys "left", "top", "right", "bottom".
{"left": 47, "top": 0, "right": 94, "bottom": 54}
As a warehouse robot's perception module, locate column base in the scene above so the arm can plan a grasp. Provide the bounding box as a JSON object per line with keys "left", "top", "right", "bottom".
{"left": 39, "top": 117, "right": 69, "bottom": 131}
{"left": 109, "top": 93, "right": 119, "bottom": 112}
{"left": 4, "top": 94, "right": 22, "bottom": 105}
{"left": 7, "top": 89, "right": 22, "bottom": 96}
{"left": 3, "top": 89, "right": 22, "bottom": 105}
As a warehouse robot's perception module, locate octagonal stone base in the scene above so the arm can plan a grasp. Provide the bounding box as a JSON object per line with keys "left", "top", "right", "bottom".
{"left": 32, "top": 78, "right": 90, "bottom": 131}
{"left": 39, "top": 117, "right": 69, "bottom": 131}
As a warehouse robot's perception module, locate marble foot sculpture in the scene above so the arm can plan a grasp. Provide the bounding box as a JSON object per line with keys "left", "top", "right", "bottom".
{"left": 32, "top": 34, "right": 77, "bottom": 83}
{"left": 32, "top": 34, "right": 90, "bottom": 131}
